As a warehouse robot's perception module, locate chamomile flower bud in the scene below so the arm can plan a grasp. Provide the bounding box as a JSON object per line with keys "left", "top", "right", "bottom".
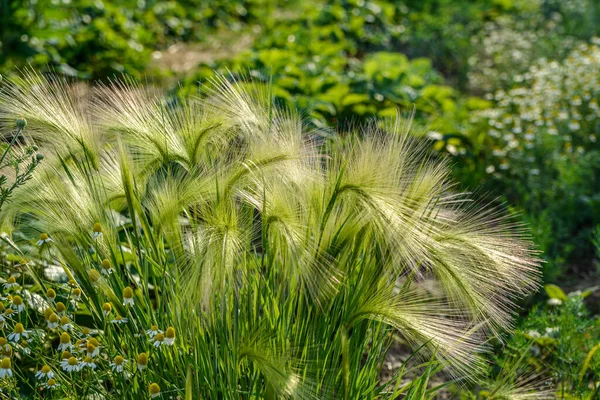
{"left": 102, "top": 302, "right": 112, "bottom": 316}
{"left": 86, "top": 342, "right": 99, "bottom": 358}
{"left": 60, "top": 351, "right": 72, "bottom": 360}
{"left": 55, "top": 302, "right": 66, "bottom": 316}
{"left": 151, "top": 333, "right": 164, "bottom": 347}
{"left": 0, "top": 358, "right": 12, "bottom": 379}
{"left": 149, "top": 383, "right": 161, "bottom": 398}
{"left": 72, "top": 288, "right": 82, "bottom": 302}
{"left": 122, "top": 286, "right": 134, "bottom": 306}
{"left": 146, "top": 325, "right": 163, "bottom": 339}
{"left": 164, "top": 327, "right": 175, "bottom": 346}
{"left": 92, "top": 223, "right": 103, "bottom": 239}
{"left": 136, "top": 352, "right": 148, "bottom": 370}
{"left": 11, "top": 295, "right": 25, "bottom": 312}
{"left": 61, "top": 356, "right": 81, "bottom": 372}
{"left": 81, "top": 356, "right": 97, "bottom": 369}
{"left": 101, "top": 258, "right": 114, "bottom": 275}
{"left": 44, "top": 378, "right": 59, "bottom": 389}
{"left": 46, "top": 288, "right": 56, "bottom": 301}
{"left": 3, "top": 276, "right": 19, "bottom": 289}
{"left": 110, "top": 355, "right": 127, "bottom": 373}
{"left": 58, "top": 332, "right": 71, "bottom": 351}
{"left": 35, "top": 365, "right": 54, "bottom": 380}
{"left": 43, "top": 307, "right": 53, "bottom": 320}
{"left": 47, "top": 313, "right": 59, "bottom": 329}
{"left": 8, "top": 323, "right": 29, "bottom": 342}
{"left": 37, "top": 233, "right": 52, "bottom": 246}
{"left": 111, "top": 315, "right": 128, "bottom": 324}
{"left": 60, "top": 316, "right": 72, "bottom": 331}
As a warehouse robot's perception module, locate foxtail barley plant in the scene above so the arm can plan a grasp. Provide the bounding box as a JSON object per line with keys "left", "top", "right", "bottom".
{"left": 0, "top": 71, "right": 543, "bottom": 399}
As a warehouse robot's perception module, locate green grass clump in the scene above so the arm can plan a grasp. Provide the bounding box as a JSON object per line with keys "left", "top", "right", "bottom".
{"left": 0, "top": 72, "right": 542, "bottom": 398}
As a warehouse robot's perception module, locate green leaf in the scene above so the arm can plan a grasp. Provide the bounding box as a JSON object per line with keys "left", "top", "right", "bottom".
{"left": 544, "top": 284, "right": 567, "bottom": 301}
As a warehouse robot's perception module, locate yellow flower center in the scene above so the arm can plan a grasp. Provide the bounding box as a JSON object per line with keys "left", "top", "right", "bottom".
{"left": 61, "top": 351, "right": 71, "bottom": 360}
{"left": 87, "top": 343, "right": 96, "bottom": 353}
{"left": 48, "top": 378, "right": 56, "bottom": 386}
{"left": 14, "top": 323, "right": 24, "bottom": 334}
{"left": 0, "top": 338, "right": 5, "bottom": 346}
{"left": 60, "top": 332, "right": 70, "bottom": 344}
{"left": 7, "top": 276, "right": 15, "bottom": 284}
{"left": 0, "top": 358, "right": 10, "bottom": 369}
{"left": 155, "top": 333, "right": 165, "bottom": 342}
{"left": 56, "top": 302, "right": 66, "bottom": 313}
{"left": 123, "top": 286, "right": 133, "bottom": 299}
{"left": 84, "top": 356, "right": 93, "bottom": 363}
{"left": 137, "top": 353, "right": 148, "bottom": 365}
{"left": 151, "top": 325, "right": 159, "bottom": 331}
{"left": 166, "top": 327, "right": 176, "bottom": 339}
{"left": 88, "top": 338, "right": 100, "bottom": 347}
{"left": 41, "top": 365, "right": 51, "bottom": 373}
{"left": 149, "top": 383, "right": 160, "bottom": 395}
{"left": 46, "top": 288, "right": 56, "bottom": 299}
{"left": 0, "top": 304, "right": 4, "bottom": 312}
{"left": 68, "top": 357, "right": 78, "bottom": 366}
{"left": 60, "top": 316, "right": 69, "bottom": 325}
{"left": 44, "top": 308, "right": 53, "bottom": 319}
{"left": 12, "top": 295, "right": 22, "bottom": 306}
{"left": 102, "top": 303, "right": 112, "bottom": 313}
{"left": 73, "top": 288, "right": 81, "bottom": 297}
{"left": 82, "top": 328, "right": 91, "bottom": 335}
{"left": 5, "top": 309, "right": 14, "bottom": 316}
{"left": 49, "top": 313, "right": 59, "bottom": 323}
{"left": 40, "top": 233, "right": 49, "bottom": 241}
{"left": 115, "top": 355, "right": 124, "bottom": 365}
{"left": 101, "top": 259, "right": 111, "bottom": 269}
{"left": 93, "top": 223, "right": 102, "bottom": 233}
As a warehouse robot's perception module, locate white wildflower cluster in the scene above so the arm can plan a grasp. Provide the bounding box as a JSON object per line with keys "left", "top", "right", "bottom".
{"left": 475, "top": 40, "right": 600, "bottom": 175}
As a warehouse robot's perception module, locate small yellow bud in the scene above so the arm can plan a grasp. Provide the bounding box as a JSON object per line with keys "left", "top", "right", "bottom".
{"left": 149, "top": 383, "right": 160, "bottom": 396}
{"left": 46, "top": 288, "right": 56, "bottom": 299}
{"left": 123, "top": 286, "right": 133, "bottom": 299}
{"left": 56, "top": 302, "right": 66, "bottom": 313}
{"left": 59, "top": 332, "right": 70, "bottom": 344}
{"left": 93, "top": 223, "right": 102, "bottom": 233}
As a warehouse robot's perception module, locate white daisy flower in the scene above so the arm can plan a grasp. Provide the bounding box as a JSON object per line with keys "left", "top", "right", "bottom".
{"left": 47, "top": 313, "right": 59, "bottom": 329}
{"left": 57, "top": 332, "right": 72, "bottom": 351}
{"left": 149, "top": 383, "right": 161, "bottom": 398}
{"left": 164, "top": 327, "right": 176, "bottom": 346}
{"left": 122, "top": 286, "right": 134, "bottom": 306}
{"left": 36, "top": 233, "right": 53, "bottom": 246}
{"left": 136, "top": 353, "right": 148, "bottom": 371}
{"left": 111, "top": 316, "right": 128, "bottom": 324}
{"left": 60, "top": 316, "right": 73, "bottom": 331}
{"left": 43, "top": 378, "right": 60, "bottom": 389}
{"left": 151, "top": 333, "right": 165, "bottom": 347}
{"left": 10, "top": 295, "right": 25, "bottom": 313}
{"left": 3, "top": 276, "right": 19, "bottom": 290}
{"left": 92, "top": 223, "right": 103, "bottom": 239}
{"left": 61, "top": 356, "right": 82, "bottom": 372}
{"left": 8, "top": 323, "right": 29, "bottom": 342}
{"left": 81, "top": 356, "right": 97, "bottom": 370}
{"left": 146, "top": 325, "right": 163, "bottom": 339}
{"left": 35, "top": 365, "right": 54, "bottom": 380}
{"left": 101, "top": 259, "right": 114, "bottom": 275}
{"left": 110, "top": 355, "right": 127, "bottom": 373}
{"left": 0, "top": 358, "right": 12, "bottom": 379}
